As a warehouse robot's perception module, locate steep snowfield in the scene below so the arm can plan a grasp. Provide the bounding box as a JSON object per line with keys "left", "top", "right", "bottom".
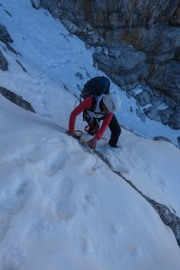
{"left": 0, "top": 94, "right": 180, "bottom": 270}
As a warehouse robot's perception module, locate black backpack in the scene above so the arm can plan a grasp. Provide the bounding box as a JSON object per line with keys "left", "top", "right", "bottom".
{"left": 80, "top": 76, "right": 110, "bottom": 108}
{"left": 80, "top": 76, "right": 110, "bottom": 128}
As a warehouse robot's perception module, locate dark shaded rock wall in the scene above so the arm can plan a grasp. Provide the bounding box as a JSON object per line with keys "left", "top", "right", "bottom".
{"left": 0, "top": 86, "right": 35, "bottom": 113}
{"left": 37, "top": 1, "right": 180, "bottom": 129}
{"left": 0, "top": 49, "right": 8, "bottom": 71}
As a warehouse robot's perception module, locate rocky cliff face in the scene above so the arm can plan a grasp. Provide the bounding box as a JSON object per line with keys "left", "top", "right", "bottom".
{"left": 39, "top": 0, "right": 180, "bottom": 130}
{"left": 0, "top": 24, "right": 35, "bottom": 113}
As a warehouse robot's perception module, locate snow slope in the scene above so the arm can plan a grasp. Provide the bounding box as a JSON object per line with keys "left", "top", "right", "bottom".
{"left": 0, "top": 93, "right": 180, "bottom": 270}
{"left": 0, "top": 0, "right": 180, "bottom": 269}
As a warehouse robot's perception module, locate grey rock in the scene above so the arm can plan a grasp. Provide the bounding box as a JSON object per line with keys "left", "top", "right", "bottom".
{"left": 16, "top": 60, "right": 28, "bottom": 73}
{"left": 136, "top": 91, "right": 151, "bottom": 106}
{"left": 5, "top": 42, "right": 19, "bottom": 55}
{"left": 0, "top": 23, "right": 13, "bottom": 43}
{"left": 169, "top": 103, "right": 180, "bottom": 129}
{"left": 0, "top": 49, "right": 8, "bottom": 71}
{"left": 153, "top": 136, "right": 172, "bottom": 143}
{"left": 144, "top": 106, "right": 161, "bottom": 121}
{"left": 147, "top": 198, "right": 180, "bottom": 245}
{"left": 148, "top": 60, "right": 180, "bottom": 101}
{"left": 30, "top": 0, "right": 41, "bottom": 9}
{"left": 41, "top": 0, "right": 179, "bottom": 28}
{"left": 175, "top": 47, "right": 180, "bottom": 62}
{"left": 170, "top": 4, "right": 180, "bottom": 26}
{"left": 41, "top": 0, "right": 62, "bottom": 18}
{"left": 177, "top": 136, "right": 180, "bottom": 147}
{"left": 136, "top": 108, "right": 146, "bottom": 122}
{"left": 163, "top": 95, "right": 177, "bottom": 108}
{"left": 0, "top": 24, "right": 18, "bottom": 55}
{"left": 121, "top": 25, "right": 180, "bottom": 63}
{"left": 75, "top": 72, "right": 84, "bottom": 80}
{"left": 93, "top": 44, "right": 148, "bottom": 90}
{"left": 159, "top": 107, "right": 173, "bottom": 125}
{"left": 61, "top": 19, "right": 82, "bottom": 35}
{"left": 143, "top": 103, "right": 174, "bottom": 125}
{"left": 0, "top": 86, "right": 35, "bottom": 113}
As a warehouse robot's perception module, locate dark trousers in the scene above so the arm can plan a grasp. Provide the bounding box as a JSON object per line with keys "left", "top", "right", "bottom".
{"left": 108, "top": 115, "right": 121, "bottom": 147}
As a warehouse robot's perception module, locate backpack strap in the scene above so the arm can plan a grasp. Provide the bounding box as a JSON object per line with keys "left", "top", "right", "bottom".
{"left": 83, "top": 94, "right": 97, "bottom": 122}
{"left": 88, "top": 95, "right": 97, "bottom": 111}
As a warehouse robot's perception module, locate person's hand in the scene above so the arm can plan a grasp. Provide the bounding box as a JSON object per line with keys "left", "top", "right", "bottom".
{"left": 66, "top": 131, "right": 78, "bottom": 138}
{"left": 88, "top": 136, "right": 98, "bottom": 150}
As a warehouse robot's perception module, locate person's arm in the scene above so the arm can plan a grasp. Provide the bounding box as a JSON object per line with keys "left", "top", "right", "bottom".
{"left": 68, "top": 96, "right": 93, "bottom": 133}
{"left": 96, "top": 113, "right": 113, "bottom": 139}
{"left": 88, "top": 113, "right": 113, "bottom": 149}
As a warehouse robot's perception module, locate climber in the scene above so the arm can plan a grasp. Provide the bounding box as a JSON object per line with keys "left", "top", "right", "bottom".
{"left": 67, "top": 77, "right": 121, "bottom": 150}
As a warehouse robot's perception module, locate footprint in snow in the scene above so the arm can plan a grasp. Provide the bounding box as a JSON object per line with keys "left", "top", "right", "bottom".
{"left": 0, "top": 182, "right": 29, "bottom": 241}
{"left": 53, "top": 177, "right": 76, "bottom": 221}
{"left": 1, "top": 244, "right": 25, "bottom": 270}
{"left": 38, "top": 150, "right": 69, "bottom": 177}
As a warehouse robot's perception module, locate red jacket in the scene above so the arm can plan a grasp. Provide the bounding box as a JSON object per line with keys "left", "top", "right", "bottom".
{"left": 69, "top": 96, "right": 113, "bottom": 140}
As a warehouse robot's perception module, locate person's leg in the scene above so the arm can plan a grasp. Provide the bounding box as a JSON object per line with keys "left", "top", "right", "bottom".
{"left": 108, "top": 115, "right": 121, "bottom": 147}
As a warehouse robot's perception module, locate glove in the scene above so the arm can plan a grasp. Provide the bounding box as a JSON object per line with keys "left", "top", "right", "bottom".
{"left": 66, "top": 131, "right": 77, "bottom": 137}
{"left": 88, "top": 136, "right": 98, "bottom": 150}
